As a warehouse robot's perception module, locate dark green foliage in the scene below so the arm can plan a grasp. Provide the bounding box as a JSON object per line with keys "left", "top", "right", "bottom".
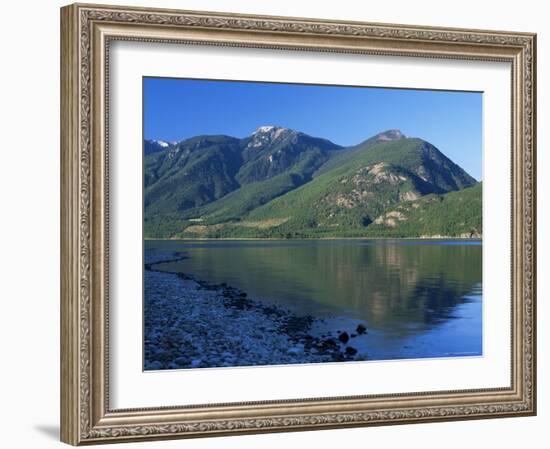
{"left": 144, "top": 127, "right": 342, "bottom": 230}
{"left": 144, "top": 135, "right": 243, "bottom": 215}
{"left": 365, "top": 183, "right": 482, "bottom": 237}
{"left": 187, "top": 172, "right": 306, "bottom": 224}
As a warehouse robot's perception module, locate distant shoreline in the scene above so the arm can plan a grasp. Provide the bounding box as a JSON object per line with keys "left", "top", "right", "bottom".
{"left": 144, "top": 236, "right": 482, "bottom": 241}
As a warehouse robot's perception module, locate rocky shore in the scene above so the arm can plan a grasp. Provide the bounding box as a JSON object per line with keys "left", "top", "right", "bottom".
{"left": 144, "top": 251, "right": 369, "bottom": 370}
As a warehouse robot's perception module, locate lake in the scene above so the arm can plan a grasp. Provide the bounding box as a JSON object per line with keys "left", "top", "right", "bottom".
{"left": 145, "top": 239, "right": 482, "bottom": 362}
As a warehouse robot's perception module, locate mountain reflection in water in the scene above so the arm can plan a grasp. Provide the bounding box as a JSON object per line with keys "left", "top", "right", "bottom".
{"left": 148, "top": 239, "right": 482, "bottom": 360}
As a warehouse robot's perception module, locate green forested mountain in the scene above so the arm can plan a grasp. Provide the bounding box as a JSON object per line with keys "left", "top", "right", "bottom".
{"left": 143, "top": 127, "right": 481, "bottom": 239}
{"left": 144, "top": 135, "right": 244, "bottom": 216}
{"left": 144, "top": 127, "right": 341, "bottom": 217}
{"left": 365, "top": 182, "right": 482, "bottom": 237}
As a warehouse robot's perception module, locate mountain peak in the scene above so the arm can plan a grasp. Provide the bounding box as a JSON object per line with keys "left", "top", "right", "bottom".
{"left": 252, "top": 125, "right": 290, "bottom": 135}
{"left": 374, "top": 129, "right": 406, "bottom": 141}
{"left": 254, "top": 125, "right": 276, "bottom": 133}
{"left": 247, "top": 125, "right": 295, "bottom": 149}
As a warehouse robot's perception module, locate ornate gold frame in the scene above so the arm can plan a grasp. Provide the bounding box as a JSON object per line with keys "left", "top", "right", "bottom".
{"left": 60, "top": 3, "right": 536, "bottom": 445}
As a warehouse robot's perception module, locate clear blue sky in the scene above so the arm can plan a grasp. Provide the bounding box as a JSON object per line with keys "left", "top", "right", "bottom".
{"left": 144, "top": 77, "right": 482, "bottom": 180}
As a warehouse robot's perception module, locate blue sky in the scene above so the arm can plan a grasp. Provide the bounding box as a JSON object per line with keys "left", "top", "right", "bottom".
{"left": 144, "top": 77, "right": 482, "bottom": 180}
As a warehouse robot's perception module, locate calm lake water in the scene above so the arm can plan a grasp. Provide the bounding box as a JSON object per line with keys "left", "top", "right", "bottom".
{"left": 145, "top": 239, "right": 482, "bottom": 361}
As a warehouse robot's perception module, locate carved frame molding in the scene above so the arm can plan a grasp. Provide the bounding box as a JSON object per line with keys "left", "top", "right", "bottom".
{"left": 60, "top": 3, "right": 536, "bottom": 445}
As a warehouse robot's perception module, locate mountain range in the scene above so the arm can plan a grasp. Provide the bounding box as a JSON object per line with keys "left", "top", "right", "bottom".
{"left": 143, "top": 126, "right": 482, "bottom": 239}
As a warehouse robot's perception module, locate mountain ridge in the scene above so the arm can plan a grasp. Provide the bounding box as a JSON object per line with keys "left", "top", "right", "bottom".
{"left": 143, "top": 128, "right": 480, "bottom": 239}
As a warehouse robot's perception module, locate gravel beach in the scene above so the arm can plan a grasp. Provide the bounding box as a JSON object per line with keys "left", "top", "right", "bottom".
{"left": 144, "top": 251, "right": 369, "bottom": 370}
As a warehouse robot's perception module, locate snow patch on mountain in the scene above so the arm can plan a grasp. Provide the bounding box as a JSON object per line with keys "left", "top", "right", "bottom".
{"left": 154, "top": 140, "right": 170, "bottom": 148}
{"left": 255, "top": 125, "right": 276, "bottom": 133}
{"left": 247, "top": 125, "right": 293, "bottom": 149}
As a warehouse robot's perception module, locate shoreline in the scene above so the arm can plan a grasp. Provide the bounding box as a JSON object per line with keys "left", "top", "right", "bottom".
{"left": 144, "top": 236, "right": 482, "bottom": 241}
{"left": 144, "top": 251, "right": 370, "bottom": 370}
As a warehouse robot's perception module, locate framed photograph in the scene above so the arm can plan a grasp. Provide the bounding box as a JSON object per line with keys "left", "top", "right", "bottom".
{"left": 60, "top": 3, "right": 537, "bottom": 445}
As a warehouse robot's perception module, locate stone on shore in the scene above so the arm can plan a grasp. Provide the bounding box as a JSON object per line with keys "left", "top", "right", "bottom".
{"left": 338, "top": 332, "right": 350, "bottom": 344}
{"left": 345, "top": 346, "right": 358, "bottom": 356}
